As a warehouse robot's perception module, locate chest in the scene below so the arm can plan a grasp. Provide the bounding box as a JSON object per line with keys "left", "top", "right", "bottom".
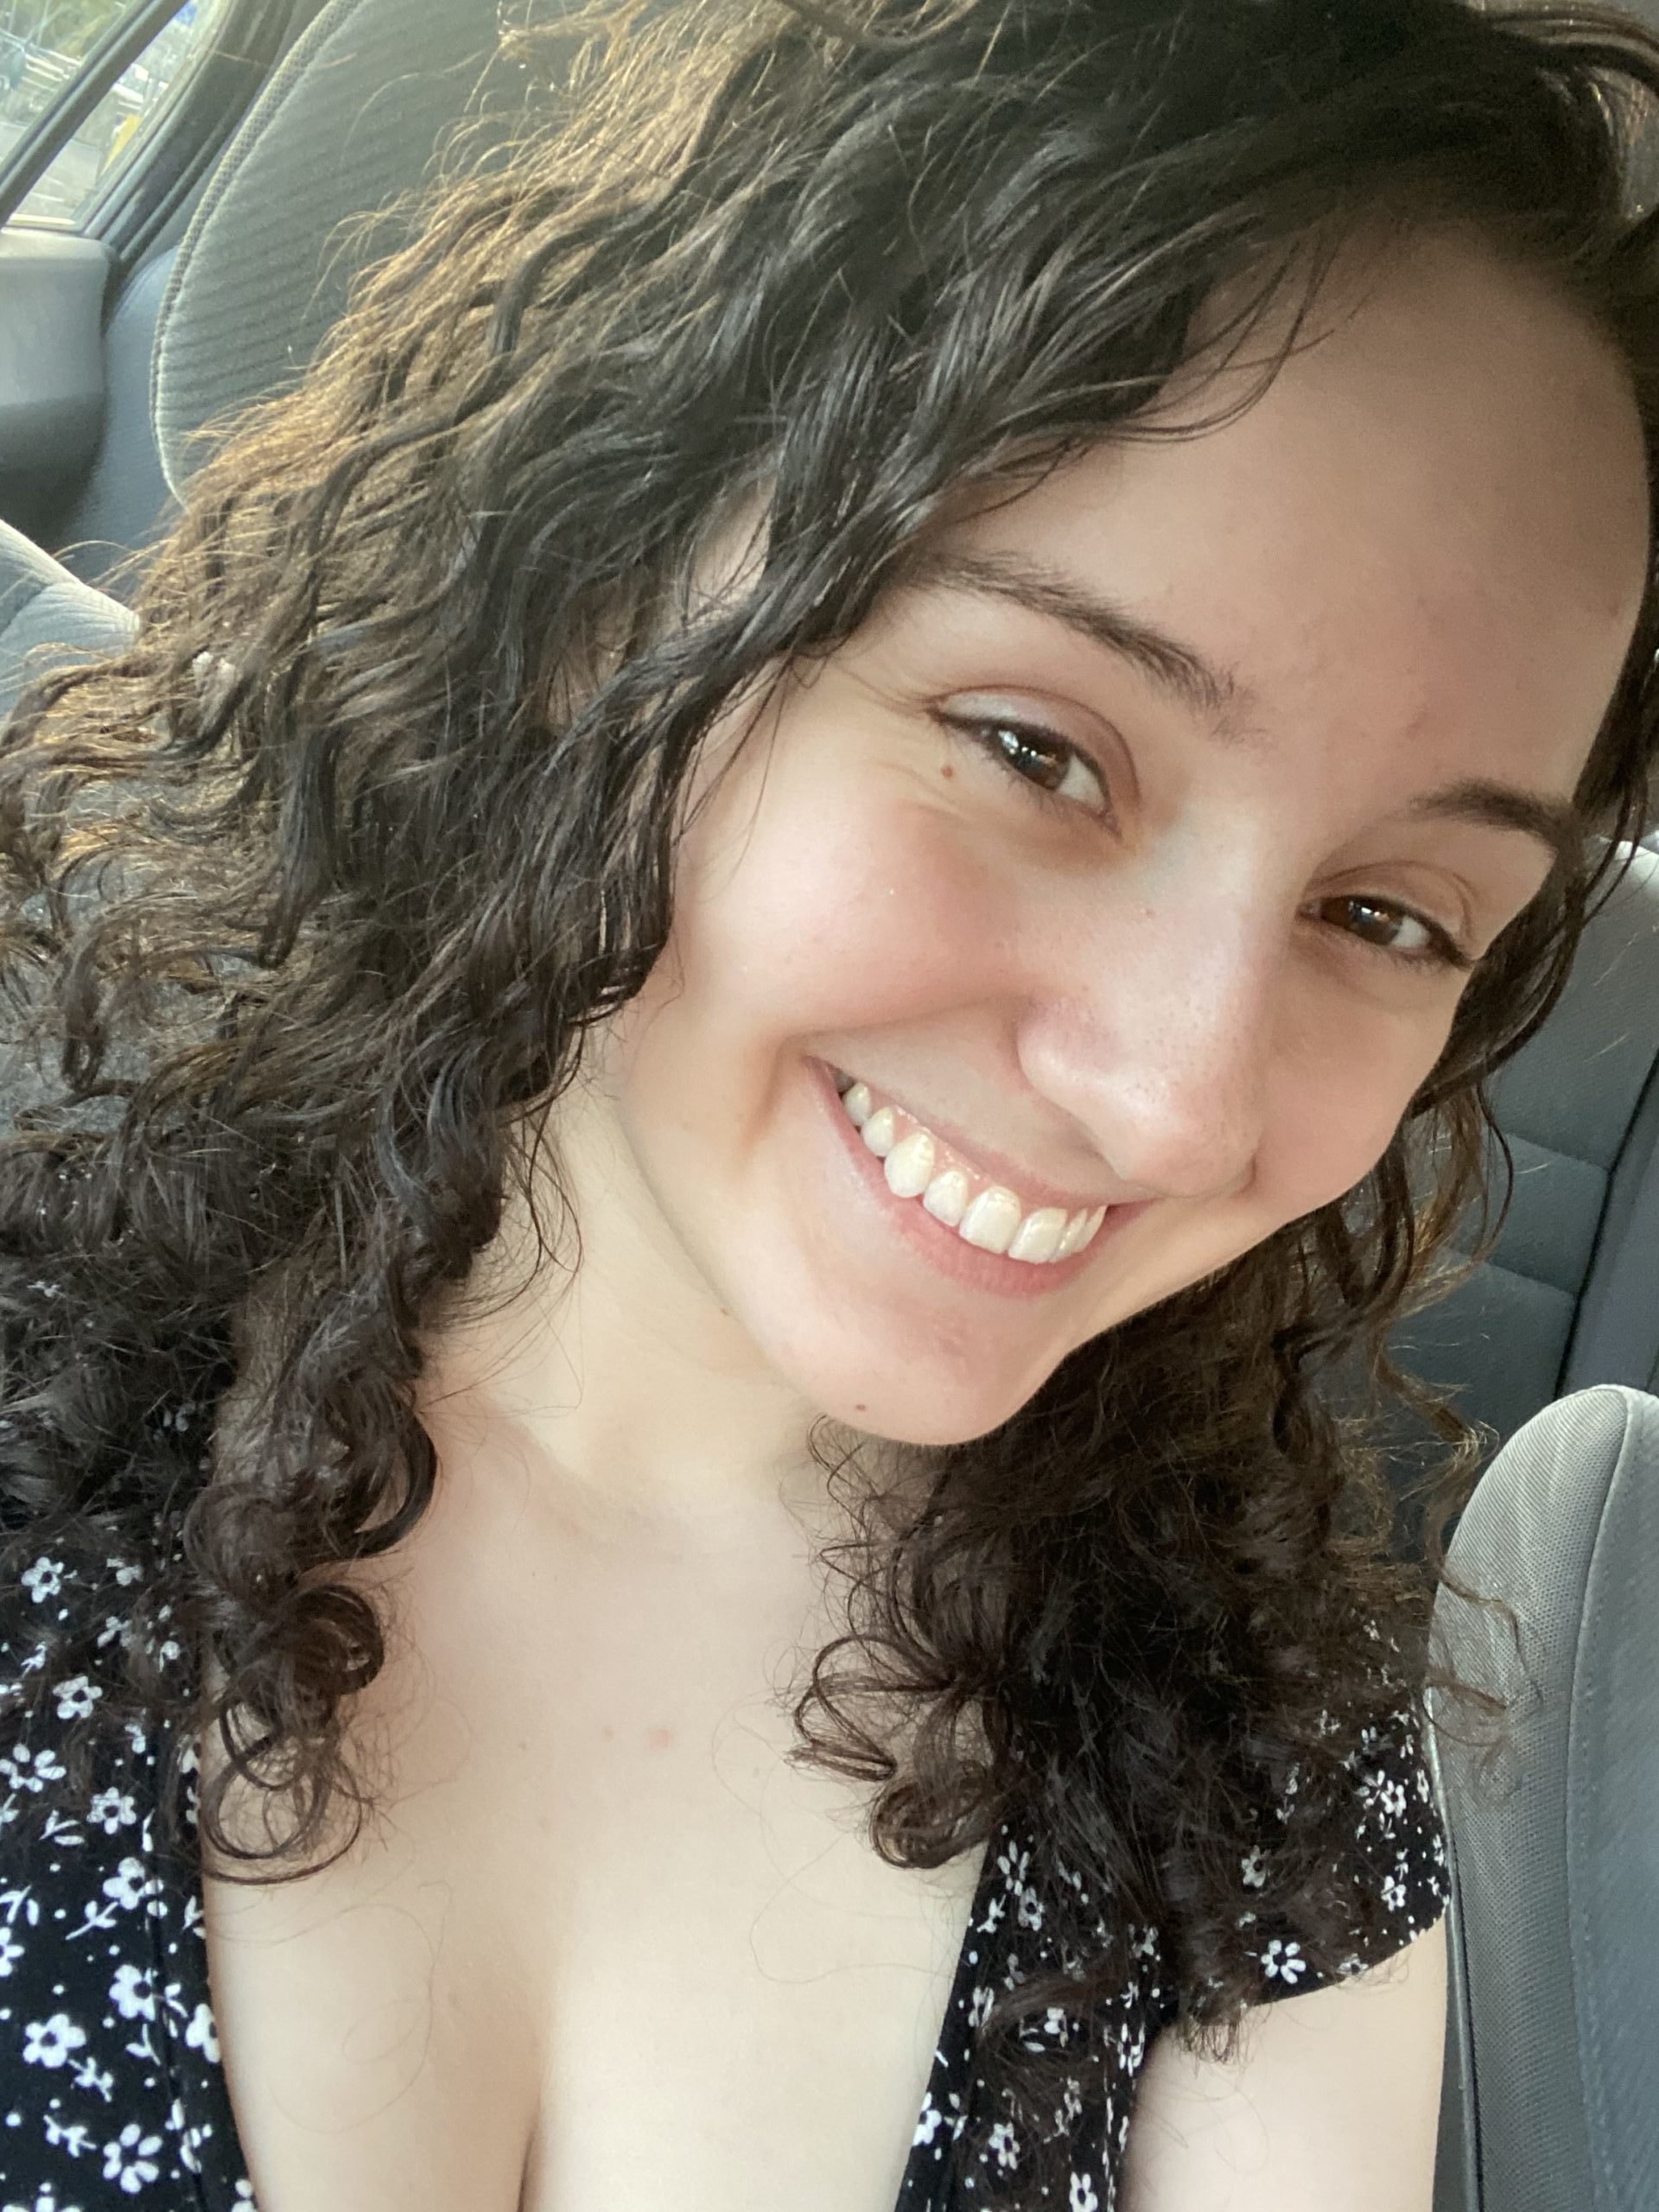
{"left": 199, "top": 1519, "right": 986, "bottom": 2212}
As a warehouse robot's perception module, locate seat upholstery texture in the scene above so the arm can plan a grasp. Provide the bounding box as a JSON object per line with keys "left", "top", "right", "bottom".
{"left": 1430, "top": 1385, "right": 1659, "bottom": 2212}
{"left": 151, "top": 0, "right": 505, "bottom": 501}
{"left": 1393, "top": 846, "right": 1659, "bottom": 1439}
{"left": 0, "top": 518, "right": 138, "bottom": 723}
{"left": 49, "top": 244, "right": 181, "bottom": 593}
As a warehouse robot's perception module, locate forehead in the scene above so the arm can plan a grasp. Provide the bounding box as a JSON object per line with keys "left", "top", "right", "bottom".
{"left": 918, "top": 231, "right": 1649, "bottom": 803}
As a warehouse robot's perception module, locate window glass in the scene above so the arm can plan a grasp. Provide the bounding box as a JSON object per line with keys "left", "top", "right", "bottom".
{"left": 0, "top": 0, "right": 228, "bottom": 226}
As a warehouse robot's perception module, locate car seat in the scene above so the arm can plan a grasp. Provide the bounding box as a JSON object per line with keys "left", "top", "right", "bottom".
{"left": 0, "top": 514, "right": 137, "bottom": 718}
{"left": 1431, "top": 1384, "right": 1659, "bottom": 2212}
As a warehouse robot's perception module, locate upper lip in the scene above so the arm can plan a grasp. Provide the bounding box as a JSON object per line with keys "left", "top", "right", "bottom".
{"left": 830, "top": 1063, "right": 1138, "bottom": 1216}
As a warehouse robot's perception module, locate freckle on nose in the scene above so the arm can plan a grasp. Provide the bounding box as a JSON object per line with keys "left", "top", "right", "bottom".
{"left": 646, "top": 1725, "right": 676, "bottom": 1751}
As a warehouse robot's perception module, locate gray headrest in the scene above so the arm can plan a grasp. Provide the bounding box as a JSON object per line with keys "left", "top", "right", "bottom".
{"left": 1431, "top": 1383, "right": 1659, "bottom": 2212}
{"left": 151, "top": 0, "right": 506, "bottom": 499}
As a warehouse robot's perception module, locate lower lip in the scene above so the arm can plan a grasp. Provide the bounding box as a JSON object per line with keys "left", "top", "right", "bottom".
{"left": 805, "top": 1057, "right": 1147, "bottom": 1301}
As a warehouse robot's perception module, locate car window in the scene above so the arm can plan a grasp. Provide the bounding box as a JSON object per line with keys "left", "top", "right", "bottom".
{"left": 0, "top": 0, "right": 230, "bottom": 226}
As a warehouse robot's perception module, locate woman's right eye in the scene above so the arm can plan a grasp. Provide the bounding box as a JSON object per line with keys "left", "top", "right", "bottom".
{"left": 936, "top": 712, "right": 1113, "bottom": 821}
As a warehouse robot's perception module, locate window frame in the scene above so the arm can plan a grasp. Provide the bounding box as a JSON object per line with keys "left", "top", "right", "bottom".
{"left": 0, "top": 0, "right": 312, "bottom": 243}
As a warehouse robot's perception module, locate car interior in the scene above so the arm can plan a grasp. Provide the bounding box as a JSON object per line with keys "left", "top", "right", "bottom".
{"left": 1, "top": 2, "right": 1656, "bottom": 2206}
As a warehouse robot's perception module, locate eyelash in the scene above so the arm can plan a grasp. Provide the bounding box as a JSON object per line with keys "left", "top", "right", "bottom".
{"left": 938, "top": 710, "right": 1478, "bottom": 976}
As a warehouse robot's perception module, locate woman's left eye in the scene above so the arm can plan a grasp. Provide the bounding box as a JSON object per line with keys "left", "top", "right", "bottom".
{"left": 1313, "top": 893, "right": 1474, "bottom": 972}
{"left": 939, "top": 713, "right": 1111, "bottom": 818}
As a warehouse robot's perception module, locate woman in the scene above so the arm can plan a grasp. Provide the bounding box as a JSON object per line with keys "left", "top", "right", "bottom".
{"left": 0, "top": 0, "right": 1654, "bottom": 2205}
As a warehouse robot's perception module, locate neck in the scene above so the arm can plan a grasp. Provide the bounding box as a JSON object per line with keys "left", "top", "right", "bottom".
{"left": 413, "top": 1090, "right": 883, "bottom": 1549}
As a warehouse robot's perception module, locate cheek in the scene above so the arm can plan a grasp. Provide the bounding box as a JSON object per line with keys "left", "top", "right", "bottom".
{"left": 664, "top": 773, "right": 1020, "bottom": 1048}
{"left": 1262, "top": 1003, "right": 1452, "bottom": 1217}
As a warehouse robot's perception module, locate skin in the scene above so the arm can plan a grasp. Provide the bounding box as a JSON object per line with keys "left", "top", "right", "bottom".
{"left": 208, "top": 227, "right": 1647, "bottom": 2212}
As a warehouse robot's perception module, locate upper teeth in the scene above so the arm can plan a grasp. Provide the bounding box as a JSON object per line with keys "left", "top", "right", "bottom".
{"left": 837, "top": 1079, "right": 1108, "bottom": 1265}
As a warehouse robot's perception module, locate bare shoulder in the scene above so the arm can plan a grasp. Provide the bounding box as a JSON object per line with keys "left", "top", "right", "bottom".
{"left": 1121, "top": 1917, "right": 1447, "bottom": 2212}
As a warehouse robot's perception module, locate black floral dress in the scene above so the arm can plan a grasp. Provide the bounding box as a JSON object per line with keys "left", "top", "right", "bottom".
{"left": 0, "top": 1550, "right": 1448, "bottom": 2212}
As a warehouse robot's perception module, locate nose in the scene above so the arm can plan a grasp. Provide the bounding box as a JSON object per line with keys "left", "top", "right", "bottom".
{"left": 1018, "top": 886, "right": 1277, "bottom": 1205}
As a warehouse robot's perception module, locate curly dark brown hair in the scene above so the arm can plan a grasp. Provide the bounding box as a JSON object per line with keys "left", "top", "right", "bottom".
{"left": 2, "top": 0, "right": 1657, "bottom": 2198}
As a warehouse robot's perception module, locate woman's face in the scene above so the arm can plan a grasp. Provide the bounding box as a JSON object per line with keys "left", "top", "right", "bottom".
{"left": 575, "top": 232, "right": 1649, "bottom": 1448}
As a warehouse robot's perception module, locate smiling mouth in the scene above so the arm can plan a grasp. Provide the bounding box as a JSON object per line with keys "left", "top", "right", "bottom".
{"left": 830, "top": 1068, "right": 1109, "bottom": 1267}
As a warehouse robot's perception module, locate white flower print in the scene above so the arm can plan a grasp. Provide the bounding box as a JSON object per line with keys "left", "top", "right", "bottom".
{"left": 1069, "top": 2175, "right": 1100, "bottom": 2212}
{"left": 103, "top": 2120, "right": 162, "bottom": 2193}
{"left": 43, "top": 2111, "right": 96, "bottom": 2154}
{"left": 102, "top": 1856, "right": 159, "bottom": 1911}
{"left": 988, "top": 2120, "right": 1020, "bottom": 2171}
{"left": 53, "top": 1673, "right": 102, "bottom": 1721}
{"left": 168, "top": 2094, "right": 207, "bottom": 2173}
{"left": 1381, "top": 1872, "right": 1408, "bottom": 1913}
{"left": 184, "top": 1998, "right": 220, "bottom": 2061}
{"left": 1240, "top": 1846, "right": 1268, "bottom": 1890}
{"left": 87, "top": 1785, "right": 138, "bottom": 1834}
{"left": 17, "top": 2186, "right": 76, "bottom": 2211}
{"left": 912, "top": 2097, "right": 944, "bottom": 2147}
{"left": 20, "top": 1556, "right": 64, "bottom": 1604}
{"left": 22, "top": 2011, "right": 87, "bottom": 2067}
{"left": 995, "top": 1841, "right": 1032, "bottom": 1888}
{"left": 110, "top": 1961, "right": 156, "bottom": 2020}
{"left": 232, "top": 2183, "right": 259, "bottom": 2205}
{"left": 3, "top": 1743, "right": 67, "bottom": 1792}
{"left": 968, "top": 1983, "right": 994, "bottom": 2029}
{"left": 1260, "top": 1938, "right": 1306, "bottom": 1985}
{"left": 72, "top": 2053, "right": 116, "bottom": 2101}
{"left": 0, "top": 1923, "right": 22, "bottom": 1974}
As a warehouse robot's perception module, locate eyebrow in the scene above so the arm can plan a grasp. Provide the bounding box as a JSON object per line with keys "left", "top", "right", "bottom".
{"left": 1408, "top": 779, "right": 1584, "bottom": 872}
{"left": 887, "top": 543, "right": 1586, "bottom": 869}
{"left": 885, "top": 543, "right": 1245, "bottom": 721}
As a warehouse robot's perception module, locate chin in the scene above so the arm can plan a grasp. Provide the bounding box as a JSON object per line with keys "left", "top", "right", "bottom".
{"left": 772, "top": 1310, "right": 1068, "bottom": 1450}
{"left": 833, "top": 1384, "right": 1037, "bottom": 1450}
